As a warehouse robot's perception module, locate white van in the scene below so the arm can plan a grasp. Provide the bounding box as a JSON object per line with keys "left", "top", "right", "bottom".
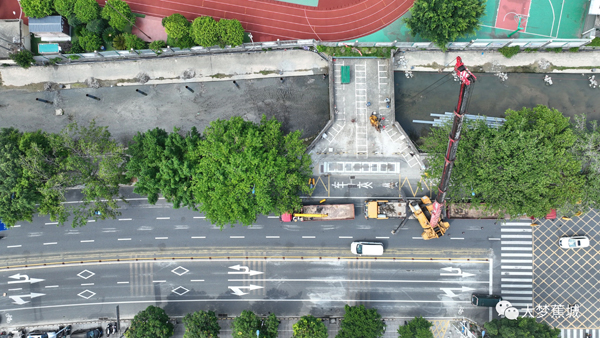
{"left": 350, "top": 241, "right": 384, "bottom": 256}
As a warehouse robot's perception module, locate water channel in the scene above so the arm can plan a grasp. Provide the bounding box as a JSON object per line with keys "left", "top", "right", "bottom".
{"left": 394, "top": 72, "right": 600, "bottom": 145}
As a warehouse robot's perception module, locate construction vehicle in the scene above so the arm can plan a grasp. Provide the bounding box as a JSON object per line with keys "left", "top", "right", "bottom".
{"left": 281, "top": 204, "right": 355, "bottom": 222}
{"left": 364, "top": 200, "right": 407, "bottom": 219}
{"left": 412, "top": 56, "right": 476, "bottom": 240}
{"left": 370, "top": 113, "right": 381, "bottom": 132}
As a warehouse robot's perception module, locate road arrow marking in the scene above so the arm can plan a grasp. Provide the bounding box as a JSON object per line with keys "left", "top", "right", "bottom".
{"left": 440, "top": 267, "right": 475, "bottom": 278}
{"left": 9, "top": 292, "right": 45, "bottom": 305}
{"left": 228, "top": 285, "right": 264, "bottom": 296}
{"left": 7, "top": 274, "right": 44, "bottom": 284}
{"left": 228, "top": 265, "right": 264, "bottom": 276}
{"left": 440, "top": 286, "right": 476, "bottom": 297}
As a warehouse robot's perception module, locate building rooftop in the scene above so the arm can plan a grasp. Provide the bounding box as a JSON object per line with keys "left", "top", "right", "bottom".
{"left": 28, "top": 15, "right": 64, "bottom": 33}
{"left": 0, "top": 19, "right": 22, "bottom": 59}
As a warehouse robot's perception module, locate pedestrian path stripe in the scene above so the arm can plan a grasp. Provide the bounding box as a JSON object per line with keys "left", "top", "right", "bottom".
{"left": 501, "top": 253, "right": 533, "bottom": 257}
{"left": 502, "top": 296, "right": 533, "bottom": 301}
{"left": 501, "top": 241, "right": 532, "bottom": 245}
{"left": 501, "top": 234, "right": 532, "bottom": 238}
{"left": 501, "top": 266, "right": 532, "bottom": 270}
{"left": 501, "top": 278, "right": 533, "bottom": 282}
{"left": 501, "top": 247, "right": 533, "bottom": 251}
{"left": 503, "top": 222, "right": 533, "bottom": 226}
{"left": 502, "top": 259, "right": 533, "bottom": 263}
{"left": 501, "top": 271, "right": 532, "bottom": 276}
{"left": 501, "top": 228, "right": 532, "bottom": 232}
{"left": 502, "top": 284, "right": 533, "bottom": 288}
{"left": 501, "top": 290, "right": 532, "bottom": 294}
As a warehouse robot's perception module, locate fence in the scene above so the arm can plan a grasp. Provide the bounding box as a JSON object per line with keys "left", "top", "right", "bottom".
{"left": 31, "top": 37, "right": 594, "bottom": 63}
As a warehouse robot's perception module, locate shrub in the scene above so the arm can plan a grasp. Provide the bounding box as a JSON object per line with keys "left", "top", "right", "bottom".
{"left": 162, "top": 13, "right": 190, "bottom": 40}
{"left": 589, "top": 37, "right": 600, "bottom": 47}
{"left": 102, "top": 27, "right": 116, "bottom": 44}
{"left": 74, "top": 24, "right": 86, "bottom": 37}
{"left": 498, "top": 45, "right": 520, "bottom": 58}
{"left": 149, "top": 40, "right": 166, "bottom": 52}
{"left": 86, "top": 18, "right": 107, "bottom": 34}
{"left": 74, "top": 0, "right": 100, "bottom": 24}
{"left": 78, "top": 29, "right": 102, "bottom": 51}
{"left": 67, "top": 13, "right": 82, "bottom": 27}
{"left": 67, "top": 55, "right": 81, "bottom": 60}
{"left": 166, "top": 34, "right": 195, "bottom": 49}
{"left": 217, "top": 18, "right": 244, "bottom": 47}
{"left": 47, "top": 57, "right": 63, "bottom": 65}
{"left": 569, "top": 47, "right": 579, "bottom": 52}
{"left": 112, "top": 34, "right": 126, "bottom": 50}
{"left": 191, "top": 16, "right": 219, "bottom": 47}
{"left": 54, "top": 0, "right": 77, "bottom": 17}
{"left": 546, "top": 47, "right": 563, "bottom": 53}
{"left": 123, "top": 33, "right": 147, "bottom": 50}
{"left": 524, "top": 48, "right": 538, "bottom": 53}
{"left": 9, "top": 50, "right": 35, "bottom": 69}
{"left": 68, "top": 37, "right": 85, "bottom": 53}
{"left": 101, "top": 0, "right": 135, "bottom": 31}
{"left": 21, "top": 0, "right": 55, "bottom": 18}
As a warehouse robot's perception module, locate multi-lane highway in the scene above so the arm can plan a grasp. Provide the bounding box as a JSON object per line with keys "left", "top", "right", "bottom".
{"left": 0, "top": 188, "right": 504, "bottom": 327}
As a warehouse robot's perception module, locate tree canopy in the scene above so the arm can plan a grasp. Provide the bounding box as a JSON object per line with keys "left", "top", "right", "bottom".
{"left": 397, "top": 316, "right": 433, "bottom": 338}
{"left": 101, "top": 0, "right": 135, "bottom": 31}
{"left": 182, "top": 310, "right": 221, "bottom": 338}
{"left": 230, "top": 311, "right": 279, "bottom": 338}
{"left": 123, "top": 32, "right": 147, "bottom": 49}
{"left": 74, "top": 0, "right": 100, "bottom": 23}
{"left": 336, "top": 304, "right": 385, "bottom": 338}
{"left": 21, "top": 0, "right": 55, "bottom": 18}
{"left": 126, "top": 305, "right": 174, "bottom": 338}
{"left": 293, "top": 315, "right": 328, "bottom": 338}
{"left": 78, "top": 28, "right": 103, "bottom": 52}
{"left": 54, "top": 0, "right": 77, "bottom": 17}
{"left": 9, "top": 50, "right": 35, "bottom": 69}
{"left": 191, "top": 116, "right": 312, "bottom": 228}
{"left": 483, "top": 317, "right": 560, "bottom": 338}
{"left": 404, "top": 0, "right": 486, "bottom": 50}
{"left": 217, "top": 19, "right": 244, "bottom": 47}
{"left": 191, "top": 16, "right": 219, "bottom": 47}
{"left": 86, "top": 18, "right": 107, "bottom": 34}
{"left": 162, "top": 13, "right": 191, "bottom": 40}
{"left": 421, "top": 105, "right": 588, "bottom": 218}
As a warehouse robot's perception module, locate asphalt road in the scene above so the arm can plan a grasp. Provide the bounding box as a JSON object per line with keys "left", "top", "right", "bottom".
{"left": 0, "top": 189, "right": 503, "bottom": 327}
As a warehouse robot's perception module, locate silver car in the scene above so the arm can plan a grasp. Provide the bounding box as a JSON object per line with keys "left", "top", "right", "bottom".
{"left": 559, "top": 235, "right": 590, "bottom": 249}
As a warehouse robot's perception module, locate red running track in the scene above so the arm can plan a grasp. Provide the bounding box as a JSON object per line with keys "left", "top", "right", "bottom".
{"left": 123, "top": 0, "right": 414, "bottom": 41}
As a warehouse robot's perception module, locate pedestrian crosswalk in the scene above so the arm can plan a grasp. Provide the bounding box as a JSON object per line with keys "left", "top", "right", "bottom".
{"left": 561, "top": 329, "right": 599, "bottom": 338}
{"left": 500, "top": 222, "right": 533, "bottom": 311}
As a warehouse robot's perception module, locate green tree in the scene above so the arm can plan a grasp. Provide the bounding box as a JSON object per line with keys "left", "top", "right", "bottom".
{"left": 484, "top": 317, "right": 559, "bottom": 338}
{"left": 123, "top": 33, "right": 147, "bottom": 49}
{"left": 0, "top": 128, "right": 43, "bottom": 227}
{"left": 102, "top": 27, "right": 116, "bottom": 44}
{"left": 67, "top": 13, "right": 82, "bottom": 27}
{"left": 86, "top": 18, "right": 107, "bottom": 34}
{"left": 78, "top": 28, "right": 102, "bottom": 51}
{"left": 182, "top": 310, "right": 221, "bottom": 338}
{"left": 21, "top": 0, "right": 55, "bottom": 18}
{"left": 404, "top": 0, "right": 485, "bottom": 50}
{"left": 261, "top": 313, "right": 280, "bottom": 338}
{"left": 421, "top": 105, "right": 584, "bottom": 218}
{"left": 230, "top": 311, "right": 260, "bottom": 338}
{"left": 397, "top": 316, "right": 433, "bottom": 338}
{"left": 293, "top": 315, "right": 327, "bottom": 338}
{"left": 112, "top": 33, "right": 126, "bottom": 50}
{"left": 54, "top": 0, "right": 77, "bottom": 17}
{"left": 217, "top": 18, "right": 244, "bottom": 47}
{"left": 191, "top": 16, "right": 219, "bottom": 47}
{"left": 149, "top": 40, "right": 166, "bottom": 52}
{"left": 192, "top": 116, "right": 312, "bottom": 228}
{"left": 162, "top": 13, "right": 190, "bottom": 40}
{"left": 74, "top": 0, "right": 100, "bottom": 24}
{"left": 126, "top": 127, "right": 201, "bottom": 209}
{"left": 9, "top": 50, "right": 35, "bottom": 69}
{"left": 101, "top": 0, "right": 135, "bottom": 31}
{"left": 336, "top": 305, "right": 385, "bottom": 338}
{"left": 126, "top": 305, "right": 174, "bottom": 338}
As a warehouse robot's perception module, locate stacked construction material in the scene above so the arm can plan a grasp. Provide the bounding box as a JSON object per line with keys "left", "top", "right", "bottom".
{"left": 413, "top": 112, "right": 506, "bottom": 128}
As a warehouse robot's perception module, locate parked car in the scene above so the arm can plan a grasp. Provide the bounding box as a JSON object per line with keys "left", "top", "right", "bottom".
{"left": 471, "top": 294, "right": 502, "bottom": 307}
{"left": 350, "top": 241, "right": 384, "bottom": 256}
{"left": 559, "top": 235, "right": 590, "bottom": 249}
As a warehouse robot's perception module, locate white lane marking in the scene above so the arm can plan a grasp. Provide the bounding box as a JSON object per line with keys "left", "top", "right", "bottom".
{"left": 502, "top": 296, "right": 533, "bottom": 301}
{"left": 501, "top": 266, "right": 532, "bottom": 270}
{"left": 45, "top": 222, "right": 58, "bottom": 225}
{"left": 8, "top": 288, "right": 22, "bottom": 291}
{"left": 227, "top": 278, "right": 489, "bottom": 284}
{"left": 501, "top": 241, "right": 532, "bottom": 245}
{"left": 44, "top": 242, "right": 57, "bottom": 245}
{"left": 412, "top": 237, "right": 423, "bottom": 239}
{"left": 501, "top": 228, "right": 532, "bottom": 232}
{"left": 81, "top": 283, "right": 94, "bottom": 286}
{"left": 45, "top": 285, "right": 59, "bottom": 288}
{"left": 118, "top": 218, "right": 132, "bottom": 221}
{"left": 451, "top": 237, "right": 464, "bottom": 240}
{"left": 501, "top": 253, "right": 533, "bottom": 257}
{"left": 7, "top": 245, "right": 22, "bottom": 248}
{"left": 501, "top": 271, "right": 533, "bottom": 276}
{"left": 502, "top": 284, "right": 533, "bottom": 288}
{"left": 503, "top": 222, "right": 534, "bottom": 226}
{"left": 117, "top": 281, "right": 129, "bottom": 284}
{"left": 155, "top": 237, "right": 168, "bottom": 240}
{"left": 302, "top": 236, "right": 316, "bottom": 239}
{"left": 191, "top": 236, "right": 206, "bottom": 239}
{"left": 80, "top": 240, "right": 95, "bottom": 243}
{"left": 14, "top": 225, "right": 21, "bottom": 228}
{"left": 175, "top": 225, "right": 189, "bottom": 230}
{"left": 267, "top": 216, "right": 279, "bottom": 218}
{"left": 501, "top": 247, "right": 533, "bottom": 251}
{"left": 502, "top": 259, "right": 533, "bottom": 263}
{"left": 156, "top": 217, "right": 170, "bottom": 220}
{"left": 28, "top": 232, "right": 42, "bottom": 237}
{"left": 339, "top": 236, "right": 353, "bottom": 239}
{"left": 191, "top": 279, "right": 205, "bottom": 282}
{"left": 230, "top": 236, "right": 245, "bottom": 239}
{"left": 501, "top": 234, "right": 532, "bottom": 238}
{"left": 501, "top": 278, "right": 533, "bottom": 282}
{"left": 502, "top": 290, "right": 533, "bottom": 294}
{"left": 488, "top": 238, "right": 501, "bottom": 240}
{"left": 87, "top": 220, "right": 96, "bottom": 223}
{"left": 193, "top": 216, "right": 206, "bottom": 219}
{"left": 248, "top": 225, "right": 264, "bottom": 229}
{"left": 138, "top": 226, "right": 153, "bottom": 231}
{"left": 153, "top": 280, "right": 166, "bottom": 283}
{"left": 376, "top": 237, "right": 389, "bottom": 239}
{"left": 118, "top": 238, "right": 132, "bottom": 241}
{"left": 266, "top": 236, "right": 280, "bottom": 239}
{"left": 102, "top": 228, "right": 116, "bottom": 233}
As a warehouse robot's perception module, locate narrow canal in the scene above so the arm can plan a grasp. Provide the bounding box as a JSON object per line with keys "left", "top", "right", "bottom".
{"left": 394, "top": 72, "right": 600, "bottom": 144}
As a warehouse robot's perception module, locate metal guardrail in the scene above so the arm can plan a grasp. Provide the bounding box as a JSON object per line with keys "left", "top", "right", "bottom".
{"left": 32, "top": 38, "right": 593, "bottom": 63}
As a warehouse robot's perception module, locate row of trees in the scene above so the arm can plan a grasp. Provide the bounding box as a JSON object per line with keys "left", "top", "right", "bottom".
{"left": 0, "top": 116, "right": 312, "bottom": 229}
{"left": 421, "top": 105, "right": 600, "bottom": 218}
{"left": 127, "top": 305, "right": 560, "bottom": 338}
{"left": 162, "top": 13, "right": 245, "bottom": 48}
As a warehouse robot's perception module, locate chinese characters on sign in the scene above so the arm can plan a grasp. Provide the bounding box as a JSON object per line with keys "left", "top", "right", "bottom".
{"left": 521, "top": 304, "right": 581, "bottom": 319}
